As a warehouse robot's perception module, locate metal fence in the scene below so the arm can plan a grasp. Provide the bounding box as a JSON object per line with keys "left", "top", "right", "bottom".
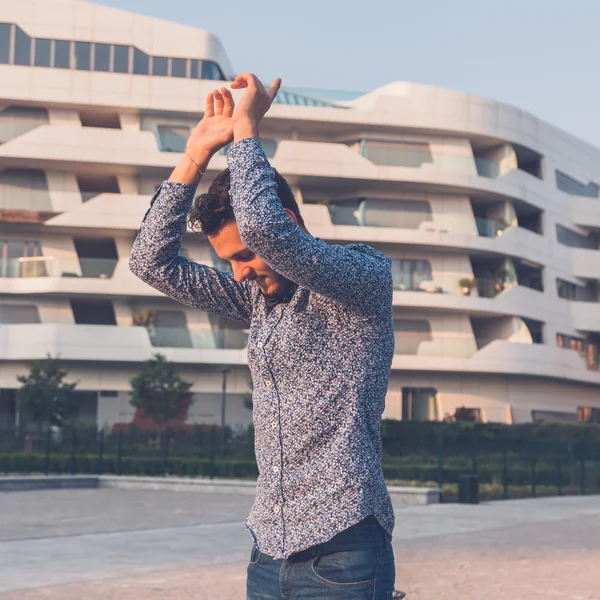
{"left": 1, "top": 423, "right": 599, "bottom": 502}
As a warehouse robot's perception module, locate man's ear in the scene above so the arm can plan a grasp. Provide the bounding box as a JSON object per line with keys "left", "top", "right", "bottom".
{"left": 282, "top": 208, "right": 298, "bottom": 224}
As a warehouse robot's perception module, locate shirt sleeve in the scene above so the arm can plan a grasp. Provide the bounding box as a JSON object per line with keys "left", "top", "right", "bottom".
{"left": 226, "top": 138, "right": 392, "bottom": 314}
{"left": 129, "top": 180, "right": 254, "bottom": 324}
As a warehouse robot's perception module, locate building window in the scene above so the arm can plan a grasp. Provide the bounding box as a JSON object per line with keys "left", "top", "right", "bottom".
{"left": 14, "top": 26, "right": 31, "bottom": 66}
{"left": 0, "top": 239, "right": 45, "bottom": 278}
{"left": 557, "top": 278, "right": 579, "bottom": 301}
{"left": 402, "top": 387, "right": 439, "bottom": 421}
{"left": 153, "top": 56, "right": 169, "bottom": 76}
{"left": 0, "top": 168, "right": 51, "bottom": 211}
{"left": 100, "top": 390, "right": 119, "bottom": 397}
{"left": 75, "top": 41, "right": 91, "bottom": 71}
{"left": 394, "top": 319, "right": 432, "bottom": 355}
{"left": 54, "top": 40, "right": 71, "bottom": 68}
{"left": 33, "top": 38, "right": 51, "bottom": 67}
{"left": 113, "top": 45, "right": 130, "bottom": 73}
{"left": 578, "top": 407, "right": 600, "bottom": 423}
{"left": 133, "top": 48, "right": 149, "bottom": 75}
{"left": 156, "top": 125, "right": 189, "bottom": 152}
{"left": 0, "top": 106, "right": 49, "bottom": 143}
{"left": 201, "top": 60, "right": 223, "bottom": 80}
{"left": 0, "top": 304, "right": 40, "bottom": 324}
{"left": 0, "top": 23, "right": 10, "bottom": 64}
{"left": 556, "top": 170, "right": 599, "bottom": 198}
{"left": 172, "top": 58, "right": 186, "bottom": 78}
{"left": 360, "top": 140, "right": 433, "bottom": 168}
{"left": 93, "top": 43, "right": 110, "bottom": 72}
{"left": 392, "top": 259, "right": 433, "bottom": 291}
{"left": 190, "top": 59, "right": 199, "bottom": 79}
{"left": 71, "top": 299, "right": 117, "bottom": 325}
{"left": 556, "top": 224, "right": 598, "bottom": 249}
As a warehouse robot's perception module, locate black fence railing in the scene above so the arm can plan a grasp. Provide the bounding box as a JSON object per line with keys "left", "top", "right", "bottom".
{"left": 1, "top": 421, "right": 600, "bottom": 502}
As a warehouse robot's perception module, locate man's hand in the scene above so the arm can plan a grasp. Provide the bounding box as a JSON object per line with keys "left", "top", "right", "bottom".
{"left": 231, "top": 74, "right": 282, "bottom": 142}
{"left": 185, "top": 87, "right": 235, "bottom": 164}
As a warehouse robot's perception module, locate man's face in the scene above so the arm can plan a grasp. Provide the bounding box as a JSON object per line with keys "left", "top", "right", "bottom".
{"left": 209, "top": 220, "right": 290, "bottom": 297}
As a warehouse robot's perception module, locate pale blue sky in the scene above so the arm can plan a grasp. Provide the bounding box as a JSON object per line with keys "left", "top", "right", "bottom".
{"left": 92, "top": 0, "right": 600, "bottom": 146}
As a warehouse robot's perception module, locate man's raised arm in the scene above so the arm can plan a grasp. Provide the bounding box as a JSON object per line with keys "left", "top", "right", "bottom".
{"left": 225, "top": 74, "right": 392, "bottom": 314}
{"left": 129, "top": 88, "right": 253, "bottom": 323}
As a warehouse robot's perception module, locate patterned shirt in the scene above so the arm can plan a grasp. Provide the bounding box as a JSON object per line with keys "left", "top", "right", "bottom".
{"left": 130, "top": 138, "right": 395, "bottom": 560}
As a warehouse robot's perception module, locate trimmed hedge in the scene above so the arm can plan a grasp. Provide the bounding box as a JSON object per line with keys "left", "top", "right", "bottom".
{"left": 3, "top": 452, "right": 599, "bottom": 490}
{"left": 0, "top": 453, "right": 258, "bottom": 478}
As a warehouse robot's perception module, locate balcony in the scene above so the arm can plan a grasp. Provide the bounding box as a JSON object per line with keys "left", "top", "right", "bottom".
{"left": 148, "top": 326, "right": 249, "bottom": 351}
{"left": 0, "top": 256, "right": 118, "bottom": 279}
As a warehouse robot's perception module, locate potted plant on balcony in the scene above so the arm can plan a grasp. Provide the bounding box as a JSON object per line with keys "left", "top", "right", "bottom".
{"left": 493, "top": 268, "right": 510, "bottom": 294}
{"left": 458, "top": 277, "right": 478, "bottom": 296}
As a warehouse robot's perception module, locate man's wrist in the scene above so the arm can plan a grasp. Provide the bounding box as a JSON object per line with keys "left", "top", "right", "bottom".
{"left": 233, "top": 120, "right": 259, "bottom": 143}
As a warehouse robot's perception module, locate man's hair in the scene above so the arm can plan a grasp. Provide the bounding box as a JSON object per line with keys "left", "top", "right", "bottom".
{"left": 188, "top": 168, "right": 305, "bottom": 236}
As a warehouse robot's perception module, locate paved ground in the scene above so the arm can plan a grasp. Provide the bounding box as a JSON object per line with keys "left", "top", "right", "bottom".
{"left": 0, "top": 489, "right": 598, "bottom": 599}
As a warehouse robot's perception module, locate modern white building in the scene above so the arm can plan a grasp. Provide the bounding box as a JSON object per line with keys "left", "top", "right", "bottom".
{"left": 1, "top": 0, "right": 600, "bottom": 430}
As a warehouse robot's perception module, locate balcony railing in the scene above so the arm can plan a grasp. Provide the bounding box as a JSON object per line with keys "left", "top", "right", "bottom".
{"left": 0, "top": 257, "right": 118, "bottom": 279}
{"left": 394, "top": 334, "right": 542, "bottom": 357}
{"left": 475, "top": 217, "right": 508, "bottom": 238}
{"left": 147, "top": 326, "right": 249, "bottom": 350}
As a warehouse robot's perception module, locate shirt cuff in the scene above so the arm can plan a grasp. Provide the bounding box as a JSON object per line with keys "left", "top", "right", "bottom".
{"left": 226, "top": 137, "right": 269, "bottom": 170}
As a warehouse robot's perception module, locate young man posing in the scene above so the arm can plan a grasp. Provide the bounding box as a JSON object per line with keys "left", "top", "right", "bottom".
{"left": 130, "top": 74, "right": 397, "bottom": 599}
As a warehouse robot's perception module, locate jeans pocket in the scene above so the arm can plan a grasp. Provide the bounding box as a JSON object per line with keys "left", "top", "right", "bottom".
{"left": 310, "top": 547, "right": 377, "bottom": 589}
{"left": 249, "top": 543, "right": 262, "bottom": 566}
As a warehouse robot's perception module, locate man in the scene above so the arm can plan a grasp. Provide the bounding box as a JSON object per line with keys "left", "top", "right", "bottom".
{"left": 130, "top": 74, "right": 397, "bottom": 599}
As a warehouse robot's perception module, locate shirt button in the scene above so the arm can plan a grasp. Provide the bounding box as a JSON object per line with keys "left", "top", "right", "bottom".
{"left": 265, "top": 380, "right": 273, "bottom": 388}
{"left": 257, "top": 342, "right": 263, "bottom": 348}
{"left": 271, "top": 421, "right": 277, "bottom": 429}
{"left": 273, "top": 466, "right": 280, "bottom": 473}
{"left": 273, "top": 505, "right": 280, "bottom": 514}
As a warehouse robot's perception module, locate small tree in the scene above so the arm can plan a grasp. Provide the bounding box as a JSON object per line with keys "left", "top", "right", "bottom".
{"left": 129, "top": 353, "right": 193, "bottom": 440}
{"left": 16, "top": 355, "right": 78, "bottom": 435}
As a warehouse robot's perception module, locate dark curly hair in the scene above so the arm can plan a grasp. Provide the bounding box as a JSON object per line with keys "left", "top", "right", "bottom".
{"left": 188, "top": 168, "right": 305, "bottom": 236}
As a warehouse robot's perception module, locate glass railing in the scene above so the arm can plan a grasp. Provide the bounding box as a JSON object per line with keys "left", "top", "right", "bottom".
{"left": 392, "top": 275, "right": 510, "bottom": 298}
{"left": 0, "top": 257, "right": 118, "bottom": 279}
{"left": 355, "top": 142, "right": 505, "bottom": 179}
{"left": 475, "top": 218, "right": 508, "bottom": 238}
{"left": 394, "top": 334, "right": 540, "bottom": 357}
{"left": 147, "top": 326, "right": 249, "bottom": 350}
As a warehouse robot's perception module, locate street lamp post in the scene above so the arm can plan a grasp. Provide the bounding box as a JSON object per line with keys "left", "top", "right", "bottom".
{"left": 220, "top": 366, "right": 230, "bottom": 454}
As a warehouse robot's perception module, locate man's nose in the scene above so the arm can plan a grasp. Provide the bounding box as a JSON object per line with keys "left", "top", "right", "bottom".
{"left": 232, "top": 264, "right": 251, "bottom": 283}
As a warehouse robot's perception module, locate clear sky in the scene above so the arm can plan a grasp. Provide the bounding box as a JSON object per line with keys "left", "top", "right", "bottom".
{"left": 92, "top": 0, "right": 600, "bottom": 146}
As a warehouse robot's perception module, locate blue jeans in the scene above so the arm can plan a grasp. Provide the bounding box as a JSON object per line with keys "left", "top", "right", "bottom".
{"left": 246, "top": 515, "right": 396, "bottom": 599}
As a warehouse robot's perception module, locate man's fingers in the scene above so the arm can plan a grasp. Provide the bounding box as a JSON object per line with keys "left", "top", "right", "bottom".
{"left": 213, "top": 89, "right": 224, "bottom": 116}
{"left": 266, "top": 78, "right": 282, "bottom": 103}
{"left": 231, "top": 73, "right": 258, "bottom": 90}
{"left": 221, "top": 87, "right": 235, "bottom": 117}
{"left": 205, "top": 91, "right": 215, "bottom": 117}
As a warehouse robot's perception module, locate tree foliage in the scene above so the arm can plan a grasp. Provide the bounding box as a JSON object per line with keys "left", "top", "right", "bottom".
{"left": 16, "top": 355, "right": 78, "bottom": 431}
{"left": 129, "top": 353, "right": 193, "bottom": 431}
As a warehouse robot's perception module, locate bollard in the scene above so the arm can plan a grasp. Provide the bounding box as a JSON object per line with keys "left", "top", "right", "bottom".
{"left": 161, "top": 429, "right": 169, "bottom": 478}
{"left": 116, "top": 429, "right": 123, "bottom": 475}
{"left": 436, "top": 429, "right": 444, "bottom": 501}
{"left": 209, "top": 426, "right": 216, "bottom": 480}
{"left": 502, "top": 436, "right": 509, "bottom": 500}
{"left": 44, "top": 428, "right": 51, "bottom": 476}
{"left": 70, "top": 428, "right": 77, "bottom": 475}
{"left": 97, "top": 429, "right": 104, "bottom": 475}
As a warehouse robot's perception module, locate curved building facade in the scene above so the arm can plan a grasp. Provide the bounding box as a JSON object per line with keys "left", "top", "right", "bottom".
{"left": 1, "top": 0, "right": 600, "bottom": 428}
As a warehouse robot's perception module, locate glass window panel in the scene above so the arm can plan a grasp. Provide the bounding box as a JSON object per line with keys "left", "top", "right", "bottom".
{"left": 201, "top": 61, "right": 222, "bottom": 80}
{"left": 14, "top": 26, "right": 31, "bottom": 66}
{"left": 93, "top": 43, "right": 110, "bottom": 72}
{"left": 34, "top": 38, "right": 51, "bottom": 67}
{"left": 133, "top": 48, "right": 149, "bottom": 75}
{"left": 172, "top": 58, "right": 186, "bottom": 78}
{"left": 153, "top": 56, "right": 168, "bottom": 76}
{"left": 156, "top": 125, "right": 188, "bottom": 152}
{"left": 54, "top": 40, "right": 71, "bottom": 68}
{"left": 190, "top": 59, "right": 199, "bottom": 79}
{"left": 113, "top": 44, "right": 129, "bottom": 73}
{"left": 0, "top": 24, "right": 11, "bottom": 64}
{"left": 75, "top": 41, "right": 91, "bottom": 71}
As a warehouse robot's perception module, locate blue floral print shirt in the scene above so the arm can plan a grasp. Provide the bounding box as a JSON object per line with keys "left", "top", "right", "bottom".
{"left": 130, "top": 138, "right": 395, "bottom": 559}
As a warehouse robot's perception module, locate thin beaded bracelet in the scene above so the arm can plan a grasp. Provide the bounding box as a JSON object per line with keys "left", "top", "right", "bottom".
{"left": 185, "top": 151, "right": 205, "bottom": 176}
